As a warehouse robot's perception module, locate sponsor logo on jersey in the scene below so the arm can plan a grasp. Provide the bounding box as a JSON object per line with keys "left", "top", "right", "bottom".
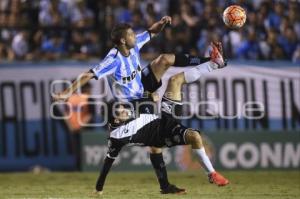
{"left": 122, "top": 65, "right": 142, "bottom": 84}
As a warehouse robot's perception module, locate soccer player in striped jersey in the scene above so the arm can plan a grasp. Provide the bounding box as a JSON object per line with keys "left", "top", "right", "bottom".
{"left": 94, "top": 43, "right": 229, "bottom": 194}
{"left": 53, "top": 16, "right": 225, "bottom": 194}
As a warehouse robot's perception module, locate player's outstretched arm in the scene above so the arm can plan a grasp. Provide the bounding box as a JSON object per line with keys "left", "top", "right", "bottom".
{"left": 95, "top": 157, "right": 115, "bottom": 193}
{"left": 52, "top": 71, "right": 94, "bottom": 102}
{"left": 148, "top": 16, "right": 172, "bottom": 37}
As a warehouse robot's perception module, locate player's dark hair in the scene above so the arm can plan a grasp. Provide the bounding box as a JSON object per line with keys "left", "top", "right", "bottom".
{"left": 106, "top": 100, "right": 134, "bottom": 129}
{"left": 111, "top": 23, "right": 132, "bottom": 45}
{"left": 106, "top": 101, "right": 124, "bottom": 126}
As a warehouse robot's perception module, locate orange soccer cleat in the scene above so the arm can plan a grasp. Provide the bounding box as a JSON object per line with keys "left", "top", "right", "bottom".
{"left": 208, "top": 171, "right": 230, "bottom": 186}
{"left": 210, "top": 42, "right": 227, "bottom": 68}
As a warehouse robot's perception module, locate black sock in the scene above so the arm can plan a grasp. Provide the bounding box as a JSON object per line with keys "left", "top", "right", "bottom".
{"left": 150, "top": 153, "right": 170, "bottom": 190}
{"left": 174, "top": 53, "right": 210, "bottom": 66}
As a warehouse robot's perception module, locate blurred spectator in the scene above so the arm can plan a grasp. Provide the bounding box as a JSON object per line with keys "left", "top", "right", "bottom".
{"left": 0, "top": 0, "right": 299, "bottom": 62}
{"left": 161, "top": 26, "right": 176, "bottom": 53}
{"left": 288, "top": 3, "right": 300, "bottom": 38}
{"left": 236, "top": 29, "right": 262, "bottom": 59}
{"left": 292, "top": 45, "right": 300, "bottom": 63}
{"left": 66, "top": 82, "right": 95, "bottom": 170}
{"left": 122, "top": 0, "right": 141, "bottom": 23}
{"left": 70, "top": 0, "right": 94, "bottom": 28}
{"left": 141, "top": 0, "right": 168, "bottom": 19}
{"left": 260, "top": 28, "right": 285, "bottom": 60}
{"left": 0, "top": 0, "right": 10, "bottom": 26}
{"left": 223, "top": 29, "right": 243, "bottom": 58}
{"left": 52, "top": 81, "right": 96, "bottom": 170}
{"left": 181, "top": 1, "right": 199, "bottom": 28}
{"left": 39, "top": 0, "right": 69, "bottom": 26}
{"left": 265, "top": 2, "right": 285, "bottom": 31}
{"left": 11, "top": 31, "right": 33, "bottom": 60}
{"left": 69, "top": 30, "right": 87, "bottom": 60}
{"left": 278, "top": 27, "right": 298, "bottom": 59}
{"left": 41, "top": 32, "right": 66, "bottom": 60}
{"left": 0, "top": 30, "right": 14, "bottom": 61}
{"left": 69, "top": 30, "right": 101, "bottom": 60}
{"left": 101, "top": 13, "right": 116, "bottom": 50}
{"left": 85, "top": 30, "right": 102, "bottom": 58}
{"left": 131, "top": 10, "right": 145, "bottom": 32}
{"left": 67, "top": 82, "right": 95, "bottom": 133}
{"left": 8, "top": 0, "right": 22, "bottom": 27}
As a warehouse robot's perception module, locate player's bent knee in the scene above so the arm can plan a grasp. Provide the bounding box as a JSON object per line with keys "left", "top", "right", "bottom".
{"left": 158, "top": 54, "right": 175, "bottom": 66}
{"left": 149, "top": 147, "right": 162, "bottom": 154}
{"left": 168, "top": 74, "right": 184, "bottom": 86}
{"left": 189, "top": 130, "right": 202, "bottom": 142}
{"left": 185, "top": 129, "right": 203, "bottom": 147}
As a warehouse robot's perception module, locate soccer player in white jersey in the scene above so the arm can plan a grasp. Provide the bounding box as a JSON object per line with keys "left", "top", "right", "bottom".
{"left": 94, "top": 43, "right": 229, "bottom": 194}
{"left": 53, "top": 16, "right": 226, "bottom": 194}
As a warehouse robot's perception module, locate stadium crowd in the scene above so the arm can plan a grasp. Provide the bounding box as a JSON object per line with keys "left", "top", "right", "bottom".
{"left": 0, "top": 0, "right": 299, "bottom": 63}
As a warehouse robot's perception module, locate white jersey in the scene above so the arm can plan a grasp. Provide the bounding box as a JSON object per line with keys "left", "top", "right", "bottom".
{"left": 91, "top": 31, "right": 151, "bottom": 101}
{"left": 110, "top": 114, "right": 158, "bottom": 139}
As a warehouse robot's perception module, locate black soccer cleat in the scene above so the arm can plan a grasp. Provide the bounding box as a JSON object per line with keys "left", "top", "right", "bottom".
{"left": 160, "top": 184, "right": 187, "bottom": 194}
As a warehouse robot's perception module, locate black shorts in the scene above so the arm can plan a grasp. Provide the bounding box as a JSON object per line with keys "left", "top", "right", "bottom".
{"left": 107, "top": 113, "right": 189, "bottom": 158}
{"left": 141, "top": 65, "right": 162, "bottom": 93}
{"left": 125, "top": 64, "right": 161, "bottom": 115}
{"left": 131, "top": 113, "right": 189, "bottom": 148}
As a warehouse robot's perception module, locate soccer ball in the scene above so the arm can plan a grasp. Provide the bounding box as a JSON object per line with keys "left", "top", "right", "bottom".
{"left": 223, "top": 5, "right": 246, "bottom": 29}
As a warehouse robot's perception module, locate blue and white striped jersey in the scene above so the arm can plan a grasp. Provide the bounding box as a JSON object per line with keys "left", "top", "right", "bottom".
{"left": 91, "top": 31, "right": 151, "bottom": 101}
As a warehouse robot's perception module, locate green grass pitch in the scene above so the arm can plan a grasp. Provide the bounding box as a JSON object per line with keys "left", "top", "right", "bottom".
{"left": 0, "top": 171, "right": 299, "bottom": 199}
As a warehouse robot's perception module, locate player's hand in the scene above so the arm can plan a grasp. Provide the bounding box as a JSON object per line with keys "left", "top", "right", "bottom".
{"left": 93, "top": 190, "right": 103, "bottom": 195}
{"left": 151, "top": 92, "right": 160, "bottom": 102}
{"left": 160, "top": 16, "right": 172, "bottom": 25}
{"left": 52, "top": 92, "right": 69, "bottom": 102}
{"left": 96, "top": 191, "right": 103, "bottom": 195}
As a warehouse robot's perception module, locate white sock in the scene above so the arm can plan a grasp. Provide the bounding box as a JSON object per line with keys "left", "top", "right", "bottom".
{"left": 183, "top": 61, "right": 218, "bottom": 83}
{"left": 194, "top": 147, "right": 215, "bottom": 174}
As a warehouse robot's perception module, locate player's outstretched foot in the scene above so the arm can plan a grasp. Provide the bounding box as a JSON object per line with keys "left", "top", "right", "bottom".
{"left": 160, "top": 184, "right": 187, "bottom": 194}
{"left": 208, "top": 171, "right": 229, "bottom": 186}
{"left": 210, "top": 42, "right": 227, "bottom": 68}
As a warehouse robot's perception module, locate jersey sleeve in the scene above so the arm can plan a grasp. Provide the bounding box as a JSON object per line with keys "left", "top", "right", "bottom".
{"left": 106, "top": 138, "right": 124, "bottom": 159}
{"left": 90, "top": 55, "right": 119, "bottom": 80}
{"left": 136, "top": 30, "right": 151, "bottom": 50}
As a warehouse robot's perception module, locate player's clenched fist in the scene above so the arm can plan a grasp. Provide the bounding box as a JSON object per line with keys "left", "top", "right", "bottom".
{"left": 160, "top": 16, "right": 172, "bottom": 25}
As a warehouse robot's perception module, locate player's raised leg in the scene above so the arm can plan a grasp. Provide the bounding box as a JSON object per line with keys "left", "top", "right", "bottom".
{"left": 160, "top": 42, "right": 229, "bottom": 186}
{"left": 144, "top": 42, "right": 226, "bottom": 93}
{"left": 163, "top": 42, "right": 226, "bottom": 101}
{"left": 148, "top": 53, "right": 211, "bottom": 83}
